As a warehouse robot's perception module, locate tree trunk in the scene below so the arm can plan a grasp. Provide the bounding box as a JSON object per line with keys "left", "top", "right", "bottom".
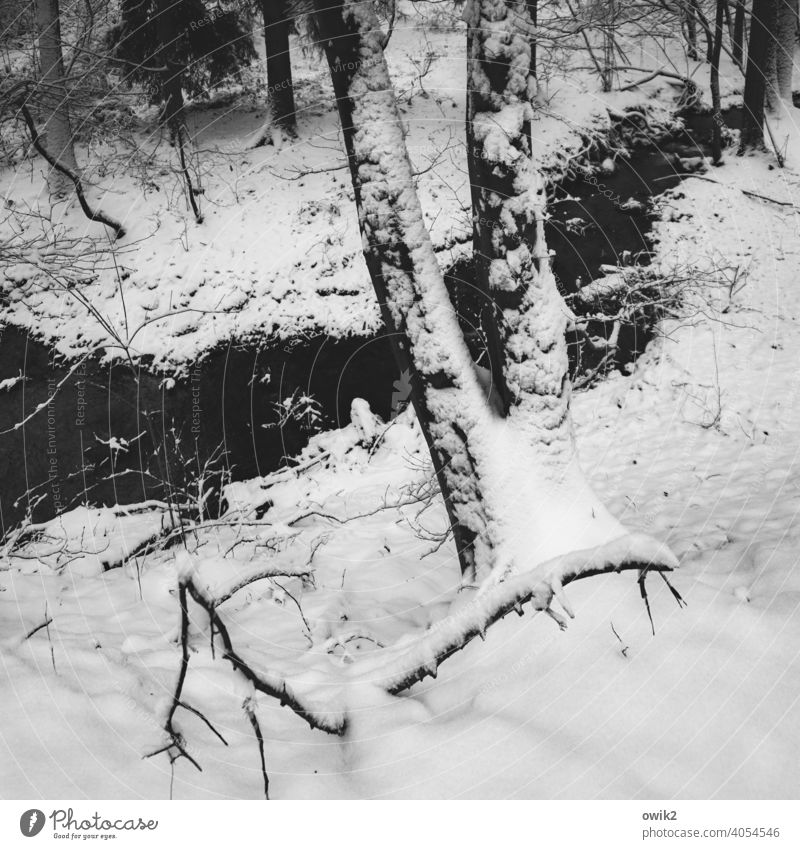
{"left": 466, "top": 11, "right": 513, "bottom": 415}
{"left": 724, "top": 0, "right": 734, "bottom": 46}
{"left": 34, "top": 0, "right": 78, "bottom": 198}
{"left": 733, "top": 0, "right": 747, "bottom": 66}
{"left": 464, "top": 0, "right": 628, "bottom": 567}
{"left": 155, "top": 0, "right": 185, "bottom": 139}
{"left": 685, "top": 0, "right": 699, "bottom": 59}
{"left": 765, "top": 4, "right": 779, "bottom": 107}
{"left": 153, "top": 0, "right": 202, "bottom": 220}
{"left": 690, "top": 0, "right": 717, "bottom": 61}
{"left": 311, "top": 0, "right": 670, "bottom": 584}
{"left": 711, "top": 0, "right": 725, "bottom": 163}
{"left": 260, "top": 0, "right": 297, "bottom": 135}
{"left": 774, "top": 0, "right": 798, "bottom": 100}
{"left": 741, "top": 0, "right": 778, "bottom": 148}
{"left": 603, "top": 0, "right": 616, "bottom": 90}
{"left": 313, "top": 0, "right": 490, "bottom": 579}
{"left": 526, "top": 0, "right": 537, "bottom": 78}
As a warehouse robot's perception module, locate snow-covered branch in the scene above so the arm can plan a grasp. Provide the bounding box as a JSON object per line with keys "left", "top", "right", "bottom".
{"left": 365, "top": 533, "right": 680, "bottom": 694}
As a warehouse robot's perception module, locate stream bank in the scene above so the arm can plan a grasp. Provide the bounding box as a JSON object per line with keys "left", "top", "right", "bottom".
{"left": 0, "top": 105, "right": 740, "bottom": 529}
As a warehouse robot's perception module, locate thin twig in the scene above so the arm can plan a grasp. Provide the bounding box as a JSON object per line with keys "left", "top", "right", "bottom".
{"left": 23, "top": 617, "right": 54, "bottom": 641}
{"left": 177, "top": 701, "right": 229, "bottom": 746}
{"left": 244, "top": 700, "right": 270, "bottom": 800}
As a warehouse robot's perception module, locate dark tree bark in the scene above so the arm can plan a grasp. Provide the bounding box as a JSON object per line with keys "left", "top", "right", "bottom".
{"left": 685, "top": 0, "right": 699, "bottom": 58}
{"left": 526, "top": 0, "right": 537, "bottom": 78}
{"left": 741, "top": 0, "right": 778, "bottom": 149}
{"left": 260, "top": 0, "right": 297, "bottom": 135}
{"left": 310, "top": 0, "right": 677, "bottom": 584}
{"left": 153, "top": 0, "right": 202, "bottom": 221}
{"left": 155, "top": 0, "right": 185, "bottom": 138}
{"left": 711, "top": 0, "right": 726, "bottom": 163}
{"left": 733, "top": 0, "right": 747, "bottom": 65}
{"left": 34, "top": 0, "right": 78, "bottom": 197}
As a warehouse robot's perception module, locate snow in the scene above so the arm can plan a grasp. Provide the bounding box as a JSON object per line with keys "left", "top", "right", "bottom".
{"left": 1, "top": 0, "right": 799, "bottom": 801}
{"left": 0, "top": 9, "right": 683, "bottom": 375}
{"left": 4, "top": 503, "right": 176, "bottom": 578}
{"left": 4, "top": 163, "right": 799, "bottom": 792}
{"left": 0, "top": 371, "right": 24, "bottom": 392}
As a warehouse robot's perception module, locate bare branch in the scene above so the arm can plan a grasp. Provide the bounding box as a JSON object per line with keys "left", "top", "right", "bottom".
{"left": 16, "top": 103, "right": 126, "bottom": 239}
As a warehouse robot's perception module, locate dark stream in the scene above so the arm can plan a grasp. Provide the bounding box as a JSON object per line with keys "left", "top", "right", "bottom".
{"left": 0, "top": 108, "right": 738, "bottom": 531}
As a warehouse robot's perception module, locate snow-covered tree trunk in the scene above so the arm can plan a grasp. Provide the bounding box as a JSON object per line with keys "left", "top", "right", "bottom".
{"left": 773, "top": 0, "right": 798, "bottom": 101}
{"left": 463, "top": 0, "right": 656, "bottom": 576}
{"left": 313, "top": 0, "right": 498, "bottom": 580}
{"left": 34, "top": 0, "right": 78, "bottom": 198}
{"left": 311, "top": 0, "right": 676, "bottom": 586}
{"left": 684, "top": 0, "right": 699, "bottom": 59}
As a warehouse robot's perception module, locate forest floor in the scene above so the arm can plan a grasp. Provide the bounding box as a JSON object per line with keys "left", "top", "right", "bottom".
{"left": 1, "top": 12, "right": 799, "bottom": 799}
{"left": 1, "top": 20, "right": 690, "bottom": 371}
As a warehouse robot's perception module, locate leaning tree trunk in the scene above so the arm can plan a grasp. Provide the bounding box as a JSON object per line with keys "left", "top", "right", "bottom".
{"left": 311, "top": 0, "right": 674, "bottom": 585}
{"left": 260, "top": 0, "right": 297, "bottom": 135}
{"left": 313, "top": 0, "right": 493, "bottom": 580}
{"left": 741, "top": 0, "right": 778, "bottom": 148}
{"left": 34, "top": 0, "right": 78, "bottom": 198}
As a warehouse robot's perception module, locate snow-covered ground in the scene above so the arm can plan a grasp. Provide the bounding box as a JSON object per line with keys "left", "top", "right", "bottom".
{"left": 1, "top": 4, "right": 799, "bottom": 801}
{"left": 2, "top": 145, "right": 800, "bottom": 798}
{"left": 2, "top": 15, "right": 687, "bottom": 372}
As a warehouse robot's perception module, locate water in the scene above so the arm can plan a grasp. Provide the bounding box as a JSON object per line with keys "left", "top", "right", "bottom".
{"left": 0, "top": 329, "right": 395, "bottom": 529}
{"left": 0, "top": 109, "right": 734, "bottom": 530}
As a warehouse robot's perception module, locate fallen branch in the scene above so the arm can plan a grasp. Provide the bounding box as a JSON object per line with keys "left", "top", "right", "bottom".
{"left": 165, "top": 532, "right": 679, "bottom": 748}
{"left": 184, "top": 580, "right": 346, "bottom": 735}
{"left": 364, "top": 533, "right": 679, "bottom": 695}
